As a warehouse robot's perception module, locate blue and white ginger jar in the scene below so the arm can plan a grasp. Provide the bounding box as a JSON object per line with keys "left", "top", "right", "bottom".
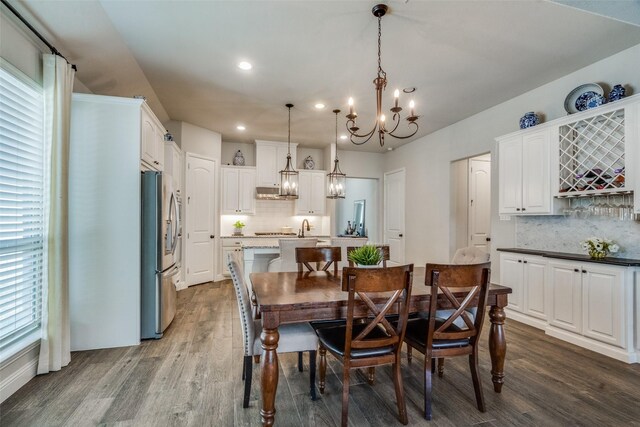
{"left": 608, "top": 84, "right": 626, "bottom": 102}
{"left": 519, "top": 112, "right": 540, "bottom": 129}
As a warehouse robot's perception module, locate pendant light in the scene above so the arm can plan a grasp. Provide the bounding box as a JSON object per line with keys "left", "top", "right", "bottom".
{"left": 327, "top": 109, "right": 346, "bottom": 199}
{"left": 279, "top": 103, "right": 299, "bottom": 198}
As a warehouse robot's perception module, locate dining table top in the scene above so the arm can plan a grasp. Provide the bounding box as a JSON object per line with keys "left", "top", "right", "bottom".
{"left": 250, "top": 266, "right": 511, "bottom": 312}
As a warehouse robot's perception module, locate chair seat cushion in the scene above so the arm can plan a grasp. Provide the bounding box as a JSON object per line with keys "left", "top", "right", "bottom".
{"left": 252, "top": 321, "right": 318, "bottom": 355}
{"left": 403, "top": 318, "right": 470, "bottom": 349}
{"left": 316, "top": 323, "right": 394, "bottom": 359}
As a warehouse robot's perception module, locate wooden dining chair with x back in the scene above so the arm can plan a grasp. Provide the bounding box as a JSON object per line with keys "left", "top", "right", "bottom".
{"left": 227, "top": 252, "right": 320, "bottom": 406}
{"left": 403, "top": 262, "right": 491, "bottom": 420}
{"left": 295, "top": 246, "right": 342, "bottom": 275}
{"left": 347, "top": 245, "right": 390, "bottom": 267}
{"left": 316, "top": 264, "right": 414, "bottom": 426}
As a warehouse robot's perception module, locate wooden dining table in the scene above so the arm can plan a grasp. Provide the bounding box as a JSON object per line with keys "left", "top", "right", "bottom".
{"left": 250, "top": 267, "right": 512, "bottom": 427}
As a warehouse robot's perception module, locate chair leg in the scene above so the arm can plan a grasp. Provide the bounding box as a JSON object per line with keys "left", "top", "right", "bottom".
{"left": 469, "top": 352, "right": 486, "bottom": 412}
{"left": 319, "top": 345, "right": 327, "bottom": 394}
{"left": 367, "top": 367, "right": 375, "bottom": 385}
{"left": 341, "top": 365, "right": 351, "bottom": 427}
{"left": 392, "top": 359, "right": 408, "bottom": 425}
{"left": 253, "top": 355, "right": 260, "bottom": 364}
{"left": 243, "top": 355, "right": 252, "bottom": 408}
{"left": 424, "top": 356, "right": 433, "bottom": 420}
{"left": 407, "top": 345, "right": 413, "bottom": 363}
{"left": 431, "top": 358, "right": 436, "bottom": 374}
{"left": 242, "top": 354, "right": 246, "bottom": 380}
{"left": 438, "top": 358, "right": 445, "bottom": 378}
{"left": 309, "top": 350, "right": 317, "bottom": 400}
{"left": 298, "top": 351, "right": 304, "bottom": 372}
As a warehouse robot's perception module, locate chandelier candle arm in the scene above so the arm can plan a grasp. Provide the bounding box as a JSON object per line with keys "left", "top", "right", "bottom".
{"left": 345, "top": 3, "right": 420, "bottom": 147}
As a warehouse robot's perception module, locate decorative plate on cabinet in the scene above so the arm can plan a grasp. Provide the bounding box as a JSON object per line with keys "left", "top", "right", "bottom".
{"left": 564, "top": 83, "right": 604, "bottom": 114}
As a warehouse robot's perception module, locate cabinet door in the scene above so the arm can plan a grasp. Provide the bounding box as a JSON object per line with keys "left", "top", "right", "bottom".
{"left": 153, "top": 124, "right": 165, "bottom": 170}
{"left": 173, "top": 148, "right": 183, "bottom": 194}
{"left": 141, "top": 111, "right": 156, "bottom": 166}
{"left": 295, "top": 171, "right": 312, "bottom": 215}
{"left": 309, "top": 171, "right": 326, "bottom": 215}
{"left": 238, "top": 169, "right": 256, "bottom": 214}
{"left": 522, "top": 129, "right": 550, "bottom": 213}
{"left": 523, "top": 256, "right": 548, "bottom": 320}
{"left": 548, "top": 261, "right": 582, "bottom": 333}
{"left": 582, "top": 264, "right": 624, "bottom": 347}
{"left": 498, "top": 136, "right": 522, "bottom": 214}
{"left": 221, "top": 167, "right": 240, "bottom": 214}
{"left": 256, "top": 143, "right": 279, "bottom": 187}
{"left": 499, "top": 253, "right": 524, "bottom": 312}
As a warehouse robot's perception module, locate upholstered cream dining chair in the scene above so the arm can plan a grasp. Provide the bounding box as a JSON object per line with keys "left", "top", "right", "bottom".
{"left": 267, "top": 238, "right": 318, "bottom": 272}
{"left": 330, "top": 237, "right": 367, "bottom": 271}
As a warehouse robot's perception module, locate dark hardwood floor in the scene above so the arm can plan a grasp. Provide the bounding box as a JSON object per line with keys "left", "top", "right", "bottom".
{"left": 2, "top": 281, "right": 640, "bottom": 426}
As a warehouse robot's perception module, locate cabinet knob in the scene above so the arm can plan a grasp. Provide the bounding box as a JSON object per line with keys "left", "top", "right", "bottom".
{"left": 582, "top": 269, "right": 587, "bottom": 274}
{"left": 523, "top": 260, "right": 528, "bottom": 263}
{"left": 522, "top": 208, "right": 526, "bottom": 211}
{"left": 516, "top": 208, "right": 521, "bottom": 211}
{"left": 574, "top": 268, "right": 579, "bottom": 272}
{"left": 518, "top": 260, "right": 522, "bottom": 263}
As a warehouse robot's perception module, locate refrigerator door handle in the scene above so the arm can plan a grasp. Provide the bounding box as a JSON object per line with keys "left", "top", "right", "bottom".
{"left": 171, "top": 192, "right": 179, "bottom": 254}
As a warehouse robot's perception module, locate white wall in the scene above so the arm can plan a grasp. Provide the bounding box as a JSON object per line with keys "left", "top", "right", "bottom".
{"left": 383, "top": 42, "right": 640, "bottom": 279}
{"left": 297, "top": 147, "right": 325, "bottom": 171}
{"left": 450, "top": 158, "right": 469, "bottom": 259}
{"left": 221, "top": 141, "right": 255, "bottom": 166}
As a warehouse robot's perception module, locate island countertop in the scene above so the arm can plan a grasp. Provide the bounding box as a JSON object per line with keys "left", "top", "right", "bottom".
{"left": 497, "top": 248, "right": 640, "bottom": 267}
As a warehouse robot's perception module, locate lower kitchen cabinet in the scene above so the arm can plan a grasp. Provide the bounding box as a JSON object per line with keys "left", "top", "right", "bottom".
{"left": 221, "top": 239, "right": 244, "bottom": 276}
{"left": 500, "top": 250, "right": 638, "bottom": 363}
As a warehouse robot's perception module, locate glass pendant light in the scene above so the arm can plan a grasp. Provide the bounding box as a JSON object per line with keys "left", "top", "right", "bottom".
{"left": 327, "top": 109, "right": 346, "bottom": 199}
{"left": 279, "top": 103, "right": 299, "bottom": 198}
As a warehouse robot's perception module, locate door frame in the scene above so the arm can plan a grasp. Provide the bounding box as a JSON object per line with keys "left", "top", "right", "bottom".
{"left": 383, "top": 167, "right": 406, "bottom": 265}
{"left": 185, "top": 152, "right": 218, "bottom": 286}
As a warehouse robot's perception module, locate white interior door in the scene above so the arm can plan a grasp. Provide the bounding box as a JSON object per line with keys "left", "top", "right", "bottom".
{"left": 186, "top": 154, "right": 216, "bottom": 285}
{"left": 384, "top": 169, "right": 405, "bottom": 266}
{"left": 468, "top": 158, "right": 491, "bottom": 251}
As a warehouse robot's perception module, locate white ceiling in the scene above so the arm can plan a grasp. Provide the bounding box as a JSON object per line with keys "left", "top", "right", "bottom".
{"left": 12, "top": 0, "right": 640, "bottom": 152}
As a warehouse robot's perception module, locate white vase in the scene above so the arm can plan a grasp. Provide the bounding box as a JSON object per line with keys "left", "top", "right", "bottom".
{"left": 233, "top": 227, "right": 243, "bottom": 236}
{"left": 356, "top": 264, "right": 379, "bottom": 268}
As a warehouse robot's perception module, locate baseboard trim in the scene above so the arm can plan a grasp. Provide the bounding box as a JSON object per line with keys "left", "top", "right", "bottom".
{"left": 546, "top": 326, "right": 637, "bottom": 364}
{"left": 504, "top": 308, "right": 547, "bottom": 330}
{"left": 0, "top": 343, "right": 39, "bottom": 403}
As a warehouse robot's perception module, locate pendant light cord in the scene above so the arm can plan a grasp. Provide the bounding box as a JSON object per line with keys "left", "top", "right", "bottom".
{"left": 287, "top": 105, "right": 292, "bottom": 155}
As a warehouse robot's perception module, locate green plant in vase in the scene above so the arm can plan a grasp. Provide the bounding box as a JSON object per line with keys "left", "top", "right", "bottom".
{"left": 580, "top": 237, "right": 619, "bottom": 260}
{"left": 347, "top": 245, "right": 382, "bottom": 267}
{"left": 233, "top": 220, "right": 245, "bottom": 236}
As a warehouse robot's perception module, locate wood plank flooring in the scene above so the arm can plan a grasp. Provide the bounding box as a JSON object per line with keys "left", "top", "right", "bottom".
{"left": 2, "top": 281, "right": 640, "bottom": 426}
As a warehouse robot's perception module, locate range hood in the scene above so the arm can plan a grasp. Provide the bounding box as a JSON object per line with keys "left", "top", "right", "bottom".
{"left": 255, "top": 186, "right": 296, "bottom": 200}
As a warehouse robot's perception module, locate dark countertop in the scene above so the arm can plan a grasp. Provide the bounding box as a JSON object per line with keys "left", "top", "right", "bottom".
{"left": 497, "top": 248, "right": 640, "bottom": 267}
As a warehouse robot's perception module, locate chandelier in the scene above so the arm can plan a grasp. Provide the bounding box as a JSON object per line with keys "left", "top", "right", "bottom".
{"left": 346, "top": 4, "right": 419, "bottom": 147}
{"left": 279, "top": 103, "right": 299, "bottom": 198}
{"left": 327, "top": 109, "right": 346, "bottom": 199}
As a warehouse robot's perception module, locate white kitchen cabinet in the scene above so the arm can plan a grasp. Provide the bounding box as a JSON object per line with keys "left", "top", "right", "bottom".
{"left": 164, "top": 141, "right": 183, "bottom": 194}
{"left": 296, "top": 170, "right": 326, "bottom": 215}
{"left": 221, "top": 239, "right": 244, "bottom": 276}
{"left": 141, "top": 107, "right": 165, "bottom": 170}
{"left": 221, "top": 166, "right": 256, "bottom": 214}
{"left": 548, "top": 259, "right": 626, "bottom": 347}
{"left": 255, "top": 140, "right": 298, "bottom": 187}
{"left": 499, "top": 253, "right": 548, "bottom": 321}
{"left": 497, "top": 128, "right": 560, "bottom": 215}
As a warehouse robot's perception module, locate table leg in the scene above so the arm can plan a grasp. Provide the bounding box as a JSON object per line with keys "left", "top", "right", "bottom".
{"left": 260, "top": 327, "right": 279, "bottom": 426}
{"left": 488, "top": 305, "right": 506, "bottom": 393}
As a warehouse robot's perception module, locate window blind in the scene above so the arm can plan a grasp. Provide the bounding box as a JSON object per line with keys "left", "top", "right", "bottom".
{"left": 0, "top": 64, "right": 44, "bottom": 351}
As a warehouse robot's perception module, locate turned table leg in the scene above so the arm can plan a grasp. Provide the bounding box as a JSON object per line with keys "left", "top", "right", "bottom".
{"left": 260, "top": 327, "right": 279, "bottom": 426}
{"left": 488, "top": 304, "right": 506, "bottom": 393}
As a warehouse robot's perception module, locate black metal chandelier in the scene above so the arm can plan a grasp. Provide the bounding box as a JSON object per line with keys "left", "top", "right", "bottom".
{"left": 327, "top": 109, "right": 346, "bottom": 199}
{"left": 346, "top": 4, "right": 419, "bottom": 147}
{"left": 279, "top": 103, "right": 299, "bottom": 198}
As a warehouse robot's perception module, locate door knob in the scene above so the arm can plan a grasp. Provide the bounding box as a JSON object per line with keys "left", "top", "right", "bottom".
{"left": 486, "top": 237, "right": 491, "bottom": 242}
{"left": 399, "top": 234, "right": 403, "bottom": 237}
{"left": 210, "top": 235, "right": 215, "bottom": 239}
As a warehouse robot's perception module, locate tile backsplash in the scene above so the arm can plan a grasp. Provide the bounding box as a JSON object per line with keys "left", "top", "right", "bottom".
{"left": 516, "top": 216, "right": 640, "bottom": 259}
{"left": 221, "top": 200, "right": 330, "bottom": 236}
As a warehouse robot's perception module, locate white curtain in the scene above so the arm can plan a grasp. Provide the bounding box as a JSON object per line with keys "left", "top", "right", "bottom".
{"left": 38, "top": 54, "right": 75, "bottom": 374}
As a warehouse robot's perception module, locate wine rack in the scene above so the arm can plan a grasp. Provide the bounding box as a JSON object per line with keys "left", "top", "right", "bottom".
{"left": 558, "top": 108, "right": 626, "bottom": 196}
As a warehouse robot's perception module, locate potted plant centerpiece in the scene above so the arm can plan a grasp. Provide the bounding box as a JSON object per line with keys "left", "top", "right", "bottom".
{"left": 580, "top": 236, "right": 619, "bottom": 260}
{"left": 233, "top": 220, "right": 245, "bottom": 236}
{"left": 348, "top": 245, "right": 382, "bottom": 268}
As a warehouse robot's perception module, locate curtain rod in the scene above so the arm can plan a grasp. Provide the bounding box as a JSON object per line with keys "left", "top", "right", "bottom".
{"left": 1, "top": 0, "right": 77, "bottom": 71}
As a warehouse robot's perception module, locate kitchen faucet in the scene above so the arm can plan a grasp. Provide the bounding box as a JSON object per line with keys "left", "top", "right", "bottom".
{"left": 299, "top": 219, "right": 310, "bottom": 238}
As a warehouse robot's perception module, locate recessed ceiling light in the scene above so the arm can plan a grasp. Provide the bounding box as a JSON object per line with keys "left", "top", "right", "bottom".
{"left": 387, "top": 147, "right": 393, "bottom": 151}
{"left": 236, "top": 125, "right": 246, "bottom": 131}
{"left": 237, "top": 61, "right": 252, "bottom": 70}
{"left": 314, "top": 103, "right": 325, "bottom": 109}
{"left": 340, "top": 134, "right": 347, "bottom": 140}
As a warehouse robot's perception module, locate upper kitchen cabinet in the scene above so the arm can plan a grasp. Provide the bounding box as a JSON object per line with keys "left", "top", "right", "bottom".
{"left": 296, "top": 170, "right": 326, "bottom": 215}
{"left": 141, "top": 105, "right": 165, "bottom": 171}
{"left": 255, "top": 140, "right": 297, "bottom": 187}
{"left": 221, "top": 166, "right": 256, "bottom": 214}
{"left": 164, "top": 141, "right": 183, "bottom": 194}
{"left": 498, "top": 127, "right": 562, "bottom": 215}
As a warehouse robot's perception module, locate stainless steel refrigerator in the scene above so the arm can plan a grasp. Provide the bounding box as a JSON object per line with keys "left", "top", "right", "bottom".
{"left": 141, "top": 171, "right": 181, "bottom": 339}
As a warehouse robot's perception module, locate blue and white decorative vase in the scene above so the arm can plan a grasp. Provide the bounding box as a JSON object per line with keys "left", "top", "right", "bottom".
{"left": 519, "top": 112, "right": 540, "bottom": 129}
{"left": 608, "top": 84, "right": 626, "bottom": 102}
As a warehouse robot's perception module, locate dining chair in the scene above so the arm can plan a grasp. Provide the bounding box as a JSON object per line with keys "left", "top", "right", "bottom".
{"left": 403, "top": 262, "right": 491, "bottom": 420}
{"left": 316, "top": 264, "right": 414, "bottom": 427}
{"left": 295, "top": 246, "right": 342, "bottom": 275}
{"left": 452, "top": 246, "right": 490, "bottom": 265}
{"left": 330, "top": 237, "right": 367, "bottom": 270}
{"left": 227, "top": 252, "right": 319, "bottom": 406}
{"left": 347, "top": 245, "right": 390, "bottom": 267}
{"left": 267, "top": 238, "right": 318, "bottom": 272}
